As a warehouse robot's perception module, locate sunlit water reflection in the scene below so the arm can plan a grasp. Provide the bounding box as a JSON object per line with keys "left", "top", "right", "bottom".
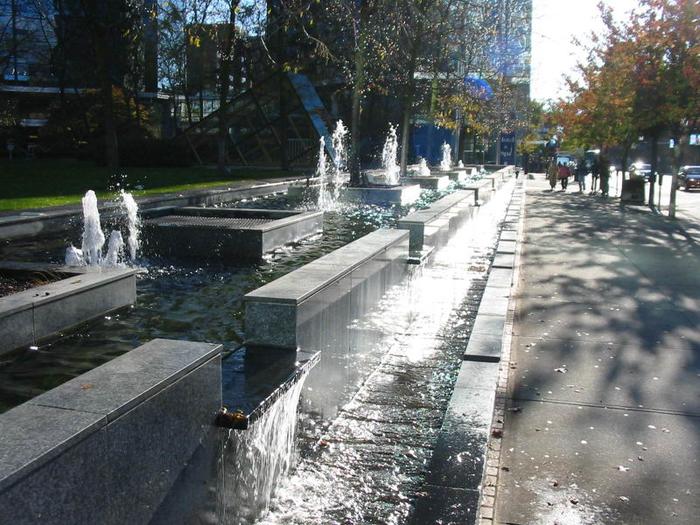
{"left": 256, "top": 181, "right": 515, "bottom": 524}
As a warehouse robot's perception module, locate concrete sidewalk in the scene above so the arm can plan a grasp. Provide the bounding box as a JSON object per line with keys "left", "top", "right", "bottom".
{"left": 494, "top": 177, "right": 700, "bottom": 524}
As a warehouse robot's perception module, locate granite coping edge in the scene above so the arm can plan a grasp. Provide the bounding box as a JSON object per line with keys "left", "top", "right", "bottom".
{"left": 29, "top": 339, "right": 222, "bottom": 421}
{"left": 343, "top": 184, "right": 422, "bottom": 194}
{"left": 475, "top": 180, "right": 524, "bottom": 523}
{"left": 406, "top": 180, "right": 518, "bottom": 521}
{"left": 256, "top": 210, "right": 324, "bottom": 233}
{"left": 0, "top": 338, "right": 222, "bottom": 493}
{"left": 0, "top": 267, "right": 138, "bottom": 316}
{"left": 398, "top": 190, "right": 477, "bottom": 225}
{"left": 427, "top": 177, "right": 519, "bottom": 524}
{"left": 147, "top": 208, "right": 324, "bottom": 234}
{"left": 245, "top": 228, "right": 409, "bottom": 305}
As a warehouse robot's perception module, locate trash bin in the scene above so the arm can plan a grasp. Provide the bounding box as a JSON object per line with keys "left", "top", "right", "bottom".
{"left": 620, "top": 177, "right": 645, "bottom": 205}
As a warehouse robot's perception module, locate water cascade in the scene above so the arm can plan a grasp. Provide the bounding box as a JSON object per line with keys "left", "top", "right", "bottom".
{"left": 221, "top": 372, "right": 309, "bottom": 524}
{"left": 381, "top": 124, "right": 400, "bottom": 185}
{"left": 440, "top": 142, "right": 452, "bottom": 171}
{"left": 418, "top": 158, "right": 431, "bottom": 177}
{"left": 256, "top": 180, "right": 516, "bottom": 524}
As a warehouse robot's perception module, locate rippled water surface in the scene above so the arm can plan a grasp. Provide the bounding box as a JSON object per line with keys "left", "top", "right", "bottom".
{"left": 0, "top": 188, "right": 457, "bottom": 412}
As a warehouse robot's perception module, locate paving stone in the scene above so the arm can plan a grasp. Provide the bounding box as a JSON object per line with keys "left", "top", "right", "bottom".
{"left": 463, "top": 334, "right": 503, "bottom": 362}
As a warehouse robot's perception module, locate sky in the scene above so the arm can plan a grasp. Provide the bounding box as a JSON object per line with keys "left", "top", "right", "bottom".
{"left": 530, "top": 0, "right": 641, "bottom": 102}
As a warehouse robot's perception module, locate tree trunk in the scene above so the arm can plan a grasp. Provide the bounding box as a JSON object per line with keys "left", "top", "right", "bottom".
{"left": 648, "top": 131, "right": 659, "bottom": 209}
{"left": 217, "top": 2, "right": 239, "bottom": 174}
{"left": 349, "top": 2, "right": 370, "bottom": 186}
{"left": 668, "top": 133, "right": 684, "bottom": 218}
{"left": 621, "top": 143, "right": 631, "bottom": 180}
{"left": 93, "top": 32, "right": 119, "bottom": 170}
{"left": 275, "top": 7, "right": 289, "bottom": 171}
{"left": 400, "top": 40, "right": 420, "bottom": 177}
{"left": 185, "top": 93, "right": 193, "bottom": 126}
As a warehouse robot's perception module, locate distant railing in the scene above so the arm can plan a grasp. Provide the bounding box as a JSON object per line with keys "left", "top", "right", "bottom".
{"left": 287, "top": 138, "right": 315, "bottom": 160}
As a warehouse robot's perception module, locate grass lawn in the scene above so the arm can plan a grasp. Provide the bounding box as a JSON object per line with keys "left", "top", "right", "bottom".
{"left": 0, "top": 159, "right": 294, "bottom": 211}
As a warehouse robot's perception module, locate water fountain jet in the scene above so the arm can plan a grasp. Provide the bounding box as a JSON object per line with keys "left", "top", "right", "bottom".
{"left": 66, "top": 190, "right": 140, "bottom": 268}
{"left": 440, "top": 142, "right": 452, "bottom": 172}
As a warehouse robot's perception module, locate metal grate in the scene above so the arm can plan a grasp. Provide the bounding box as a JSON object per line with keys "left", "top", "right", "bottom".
{"left": 147, "top": 215, "right": 275, "bottom": 229}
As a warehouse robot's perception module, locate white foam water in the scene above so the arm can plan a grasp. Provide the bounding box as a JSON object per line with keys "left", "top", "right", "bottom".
{"left": 221, "top": 374, "right": 309, "bottom": 524}
{"left": 80, "top": 190, "right": 106, "bottom": 265}
{"left": 316, "top": 136, "right": 333, "bottom": 210}
{"left": 330, "top": 120, "right": 348, "bottom": 201}
{"left": 440, "top": 142, "right": 452, "bottom": 172}
{"left": 67, "top": 189, "right": 139, "bottom": 267}
{"left": 103, "top": 230, "right": 125, "bottom": 267}
{"left": 381, "top": 124, "right": 400, "bottom": 185}
{"left": 120, "top": 190, "right": 140, "bottom": 261}
{"left": 418, "top": 158, "right": 431, "bottom": 177}
{"left": 64, "top": 245, "right": 85, "bottom": 266}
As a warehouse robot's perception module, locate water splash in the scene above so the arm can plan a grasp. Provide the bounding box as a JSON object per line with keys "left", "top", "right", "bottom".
{"left": 64, "top": 245, "right": 85, "bottom": 266}
{"left": 331, "top": 121, "right": 348, "bottom": 183}
{"left": 66, "top": 190, "right": 138, "bottom": 268}
{"left": 318, "top": 121, "right": 349, "bottom": 211}
{"left": 330, "top": 120, "right": 348, "bottom": 201}
{"left": 381, "top": 124, "right": 400, "bottom": 186}
{"left": 221, "top": 372, "right": 309, "bottom": 524}
{"left": 257, "top": 181, "right": 517, "bottom": 524}
{"left": 103, "top": 231, "right": 125, "bottom": 267}
{"left": 458, "top": 160, "right": 465, "bottom": 169}
{"left": 316, "top": 137, "right": 333, "bottom": 211}
{"left": 81, "top": 190, "right": 106, "bottom": 265}
{"left": 440, "top": 142, "right": 452, "bottom": 172}
{"left": 418, "top": 158, "right": 431, "bottom": 177}
{"left": 119, "top": 190, "right": 140, "bottom": 261}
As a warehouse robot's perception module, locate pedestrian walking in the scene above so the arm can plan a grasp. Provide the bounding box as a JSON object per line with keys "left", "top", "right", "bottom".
{"left": 547, "top": 159, "right": 558, "bottom": 190}
{"left": 558, "top": 162, "right": 571, "bottom": 190}
{"left": 575, "top": 161, "right": 587, "bottom": 192}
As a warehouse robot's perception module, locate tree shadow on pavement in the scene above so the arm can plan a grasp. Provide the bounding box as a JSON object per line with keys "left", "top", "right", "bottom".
{"left": 497, "top": 184, "right": 700, "bottom": 525}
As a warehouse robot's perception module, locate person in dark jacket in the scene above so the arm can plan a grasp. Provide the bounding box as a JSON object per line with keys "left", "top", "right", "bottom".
{"left": 575, "top": 161, "right": 587, "bottom": 193}
{"left": 558, "top": 162, "right": 571, "bottom": 190}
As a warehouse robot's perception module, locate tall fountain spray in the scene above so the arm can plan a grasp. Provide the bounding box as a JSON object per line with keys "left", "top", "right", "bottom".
{"left": 81, "top": 190, "right": 106, "bottom": 265}
{"left": 316, "top": 137, "right": 333, "bottom": 210}
{"left": 440, "top": 142, "right": 452, "bottom": 172}
{"left": 120, "top": 190, "right": 140, "bottom": 261}
{"left": 330, "top": 120, "right": 348, "bottom": 199}
{"left": 66, "top": 190, "right": 140, "bottom": 268}
{"left": 418, "top": 158, "right": 431, "bottom": 177}
{"left": 318, "top": 121, "right": 349, "bottom": 210}
{"left": 381, "top": 124, "right": 400, "bottom": 186}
